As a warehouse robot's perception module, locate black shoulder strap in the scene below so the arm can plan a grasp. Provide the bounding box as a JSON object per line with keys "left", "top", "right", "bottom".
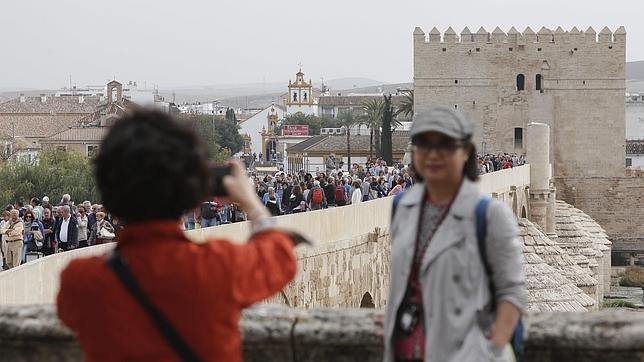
{"left": 106, "top": 251, "right": 200, "bottom": 362}
{"left": 475, "top": 196, "right": 497, "bottom": 310}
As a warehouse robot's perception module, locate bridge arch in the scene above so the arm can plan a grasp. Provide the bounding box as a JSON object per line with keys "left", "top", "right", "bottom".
{"left": 359, "top": 292, "right": 375, "bottom": 308}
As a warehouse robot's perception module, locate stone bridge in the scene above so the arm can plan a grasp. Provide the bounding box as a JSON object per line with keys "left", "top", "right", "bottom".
{"left": 0, "top": 165, "right": 531, "bottom": 307}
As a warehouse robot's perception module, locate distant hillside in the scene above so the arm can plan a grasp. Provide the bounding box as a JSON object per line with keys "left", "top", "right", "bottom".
{"left": 626, "top": 61, "right": 644, "bottom": 80}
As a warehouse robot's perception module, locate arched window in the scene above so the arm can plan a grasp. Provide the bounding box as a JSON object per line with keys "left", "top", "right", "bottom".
{"left": 536, "top": 74, "right": 542, "bottom": 91}
{"left": 359, "top": 292, "right": 375, "bottom": 308}
{"left": 516, "top": 74, "right": 525, "bottom": 91}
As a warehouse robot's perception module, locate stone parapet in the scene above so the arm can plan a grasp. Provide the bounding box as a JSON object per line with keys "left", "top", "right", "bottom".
{"left": 2, "top": 304, "right": 644, "bottom": 362}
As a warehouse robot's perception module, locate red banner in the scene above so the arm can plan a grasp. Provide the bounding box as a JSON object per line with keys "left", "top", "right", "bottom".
{"left": 283, "top": 125, "right": 309, "bottom": 136}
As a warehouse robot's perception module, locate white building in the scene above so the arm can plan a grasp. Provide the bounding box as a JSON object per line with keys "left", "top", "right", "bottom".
{"left": 626, "top": 93, "right": 644, "bottom": 140}
{"left": 238, "top": 104, "right": 286, "bottom": 156}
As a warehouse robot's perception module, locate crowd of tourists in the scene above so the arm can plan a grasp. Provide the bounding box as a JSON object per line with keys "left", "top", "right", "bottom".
{"left": 478, "top": 153, "right": 526, "bottom": 174}
{"left": 186, "top": 152, "right": 526, "bottom": 229}
{"left": 0, "top": 195, "right": 118, "bottom": 270}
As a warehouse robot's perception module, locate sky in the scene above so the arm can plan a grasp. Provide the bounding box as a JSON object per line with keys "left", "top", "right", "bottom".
{"left": 1, "top": 0, "right": 642, "bottom": 90}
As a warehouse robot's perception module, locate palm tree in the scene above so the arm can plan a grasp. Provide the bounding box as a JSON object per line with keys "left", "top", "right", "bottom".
{"left": 395, "top": 89, "right": 414, "bottom": 119}
{"left": 360, "top": 99, "right": 385, "bottom": 160}
{"left": 337, "top": 110, "right": 359, "bottom": 172}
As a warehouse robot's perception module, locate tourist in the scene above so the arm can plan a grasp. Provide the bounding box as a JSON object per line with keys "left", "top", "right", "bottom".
{"left": 307, "top": 180, "right": 327, "bottom": 210}
{"left": 0, "top": 211, "right": 9, "bottom": 269}
{"left": 30, "top": 198, "right": 44, "bottom": 221}
{"left": 200, "top": 199, "right": 220, "bottom": 228}
{"left": 388, "top": 177, "right": 406, "bottom": 196}
{"left": 41, "top": 208, "right": 57, "bottom": 255}
{"left": 324, "top": 177, "right": 337, "bottom": 207}
{"left": 55, "top": 205, "right": 78, "bottom": 251}
{"left": 88, "top": 211, "right": 115, "bottom": 245}
{"left": 350, "top": 180, "right": 363, "bottom": 204}
{"left": 335, "top": 179, "right": 348, "bottom": 207}
{"left": 76, "top": 206, "right": 89, "bottom": 248}
{"left": 57, "top": 108, "right": 307, "bottom": 361}
{"left": 288, "top": 185, "right": 305, "bottom": 213}
{"left": 22, "top": 210, "right": 44, "bottom": 261}
{"left": 2, "top": 209, "right": 24, "bottom": 269}
{"left": 384, "top": 107, "right": 526, "bottom": 362}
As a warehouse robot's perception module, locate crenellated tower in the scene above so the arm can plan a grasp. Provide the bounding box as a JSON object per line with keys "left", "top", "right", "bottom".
{"left": 413, "top": 26, "right": 626, "bottom": 179}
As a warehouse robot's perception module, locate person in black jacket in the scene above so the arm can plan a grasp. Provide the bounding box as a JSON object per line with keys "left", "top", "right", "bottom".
{"left": 41, "top": 208, "right": 57, "bottom": 255}
{"left": 288, "top": 185, "right": 305, "bottom": 213}
{"left": 323, "top": 177, "right": 337, "bottom": 207}
{"left": 55, "top": 205, "right": 79, "bottom": 251}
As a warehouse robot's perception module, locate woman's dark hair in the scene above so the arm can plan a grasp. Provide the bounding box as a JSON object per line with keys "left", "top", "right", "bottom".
{"left": 95, "top": 108, "right": 209, "bottom": 223}
{"left": 292, "top": 185, "right": 302, "bottom": 196}
{"left": 24, "top": 210, "right": 35, "bottom": 220}
{"left": 410, "top": 138, "right": 479, "bottom": 183}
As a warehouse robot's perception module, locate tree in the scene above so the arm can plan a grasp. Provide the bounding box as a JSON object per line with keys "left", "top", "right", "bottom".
{"left": 282, "top": 112, "right": 340, "bottom": 135}
{"left": 337, "top": 110, "right": 359, "bottom": 172}
{"left": 360, "top": 99, "right": 385, "bottom": 160}
{"left": 380, "top": 94, "right": 395, "bottom": 165}
{"left": 395, "top": 89, "right": 414, "bottom": 120}
{"left": 0, "top": 151, "right": 100, "bottom": 207}
{"left": 225, "top": 108, "right": 237, "bottom": 123}
{"left": 177, "top": 114, "right": 240, "bottom": 161}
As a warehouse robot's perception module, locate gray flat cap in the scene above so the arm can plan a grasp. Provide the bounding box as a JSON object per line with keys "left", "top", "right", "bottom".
{"left": 410, "top": 107, "right": 474, "bottom": 140}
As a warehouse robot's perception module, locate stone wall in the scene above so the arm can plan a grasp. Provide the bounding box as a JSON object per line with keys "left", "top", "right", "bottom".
{"left": 2, "top": 304, "right": 644, "bottom": 362}
{"left": 555, "top": 176, "right": 644, "bottom": 252}
{"left": 413, "top": 26, "right": 626, "bottom": 178}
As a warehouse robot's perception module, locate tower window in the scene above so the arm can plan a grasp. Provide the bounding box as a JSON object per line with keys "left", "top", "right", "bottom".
{"left": 454, "top": 80, "right": 458, "bottom": 84}
{"left": 303, "top": 92, "right": 307, "bottom": 101}
{"left": 516, "top": 74, "right": 525, "bottom": 91}
{"left": 509, "top": 47, "right": 513, "bottom": 51}
{"left": 442, "top": 48, "right": 446, "bottom": 52}
{"left": 514, "top": 128, "right": 523, "bottom": 149}
{"left": 476, "top": 48, "right": 481, "bottom": 52}
{"left": 537, "top": 48, "right": 542, "bottom": 52}
{"left": 536, "top": 74, "right": 542, "bottom": 91}
{"left": 293, "top": 93, "right": 298, "bottom": 102}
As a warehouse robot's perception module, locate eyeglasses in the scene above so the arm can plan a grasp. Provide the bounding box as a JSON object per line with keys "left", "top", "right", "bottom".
{"left": 412, "top": 139, "right": 464, "bottom": 156}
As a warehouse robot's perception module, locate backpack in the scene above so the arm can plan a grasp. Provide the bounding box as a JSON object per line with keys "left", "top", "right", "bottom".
{"left": 335, "top": 185, "right": 346, "bottom": 202}
{"left": 392, "top": 193, "right": 524, "bottom": 361}
{"left": 311, "top": 188, "right": 324, "bottom": 205}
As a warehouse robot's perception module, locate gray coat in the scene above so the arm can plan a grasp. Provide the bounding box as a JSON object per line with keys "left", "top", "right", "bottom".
{"left": 384, "top": 179, "right": 526, "bottom": 362}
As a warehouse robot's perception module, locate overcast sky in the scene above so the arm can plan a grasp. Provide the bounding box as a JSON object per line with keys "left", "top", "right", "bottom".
{"left": 1, "top": 0, "right": 642, "bottom": 90}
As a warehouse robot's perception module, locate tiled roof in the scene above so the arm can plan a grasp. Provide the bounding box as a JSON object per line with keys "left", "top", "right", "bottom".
{"left": 41, "top": 127, "right": 108, "bottom": 143}
{"left": 0, "top": 114, "right": 89, "bottom": 139}
{"left": 626, "top": 140, "right": 644, "bottom": 155}
{"left": 0, "top": 96, "right": 102, "bottom": 114}
{"left": 317, "top": 95, "right": 405, "bottom": 107}
{"left": 287, "top": 131, "right": 409, "bottom": 153}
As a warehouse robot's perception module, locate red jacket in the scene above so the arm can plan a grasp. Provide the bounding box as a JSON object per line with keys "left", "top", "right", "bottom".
{"left": 57, "top": 221, "right": 297, "bottom": 361}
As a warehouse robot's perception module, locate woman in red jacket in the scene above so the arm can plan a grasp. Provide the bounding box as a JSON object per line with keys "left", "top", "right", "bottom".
{"left": 57, "top": 109, "right": 307, "bottom": 362}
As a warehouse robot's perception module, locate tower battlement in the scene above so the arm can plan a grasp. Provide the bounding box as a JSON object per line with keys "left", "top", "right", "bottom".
{"left": 414, "top": 26, "right": 626, "bottom": 45}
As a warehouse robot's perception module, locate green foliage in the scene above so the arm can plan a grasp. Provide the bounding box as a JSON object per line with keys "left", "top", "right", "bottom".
{"left": 177, "top": 114, "right": 242, "bottom": 161}
{"left": 282, "top": 112, "right": 340, "bottom": 135}
{"left": 619, "top": 266, "right": 644, "bottom": 288}
{"left": 395, "top": 89, "right": 414, "bottom": 119}
{"left": 603, "top": 300, "right": 638, "bottom": 309}
{"left": 0, "top": 151, "right": 100, "bottom": 207}
{"left": 225, "top": 108, "right": 237, "bottom": 123}
{"left": 360, "top": 99, "right": 385, "bottom": 158}
{"left": 380, "top": 94, "right": 394, "bottom": 165}
{"left": 338, "top": 110, "right": 359, "bottom": 168}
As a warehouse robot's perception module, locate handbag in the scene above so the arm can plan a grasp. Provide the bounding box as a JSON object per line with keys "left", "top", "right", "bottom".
{"left": 33, "top": 230, "right": 44, "bottom": 248}
{"left": 99, "top": 226, "right": 116, "bottom": 239}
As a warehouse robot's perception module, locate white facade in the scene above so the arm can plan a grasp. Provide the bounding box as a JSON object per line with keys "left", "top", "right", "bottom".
{"left": 626, "top": 154, "right": 644, "bottom": 169}
{"left": 238, "top": 105, "right": 285, "bottom": 156}
{"left": 626, "top": 96, "right": 644, "bottom": 140}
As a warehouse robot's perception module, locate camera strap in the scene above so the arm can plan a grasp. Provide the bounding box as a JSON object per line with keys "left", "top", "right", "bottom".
{"left": 106, "top": 250, "right": 200, "bottom": 362}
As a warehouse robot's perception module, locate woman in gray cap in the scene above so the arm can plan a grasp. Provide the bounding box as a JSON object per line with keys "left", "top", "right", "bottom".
{"left": 384, "top": 107, "right": 526, "bottom": 362}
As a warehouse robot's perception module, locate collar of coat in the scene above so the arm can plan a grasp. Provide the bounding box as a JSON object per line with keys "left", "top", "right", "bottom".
{"left": 398, "top": 178, "right": 479, "bottom": 220}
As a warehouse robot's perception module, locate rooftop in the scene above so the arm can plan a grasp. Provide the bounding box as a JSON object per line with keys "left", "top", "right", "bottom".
{"left": 41, "top": 127, "right": 108, "bottom": 143}
{"left": 287, "top": 131, "right": 409, "bottom": 154}
{"left": 0, "top": 95, "right": 102, "bottom": 114}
